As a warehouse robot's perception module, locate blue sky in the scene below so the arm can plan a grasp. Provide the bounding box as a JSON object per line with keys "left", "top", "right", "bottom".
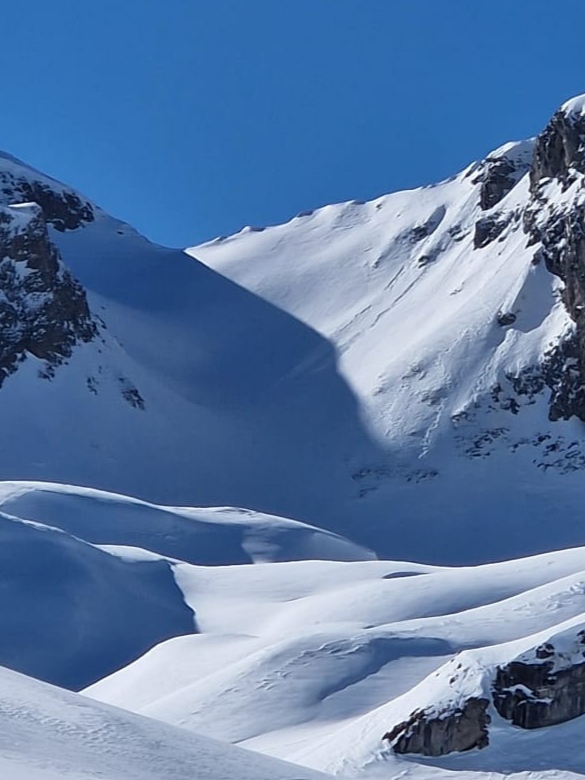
{"left": 1, "top": 1, "right": 584, "bottom": 247}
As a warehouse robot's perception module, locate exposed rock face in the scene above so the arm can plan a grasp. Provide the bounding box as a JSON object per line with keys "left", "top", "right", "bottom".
{"left": 530, "top": 108, "right": 585, "bottom": 188}
{"left": 474, "top": 213, "right": 510, "bottom": 248}
{"left": 383, "top": 698, "right": 490, "bottom": 756}
{"left": 470, "top": 141, "right": 533, "bottom": 211}
{"left": 0, "top": 161, "right": 94, "bottom": 231}
{"left": 479, "top": 157, "right": 522, "bottom": 210}
{"left": 492, "top": 634, "right": 585, "bottom": 729}
{"left": 522, "top": 106, "right": 585, "bottom": 421}
{"left": 0, "top": 203, "right": 97, "bottom": 384}
{"left": 542, "top": 334, "right": 585, "bottom": 421}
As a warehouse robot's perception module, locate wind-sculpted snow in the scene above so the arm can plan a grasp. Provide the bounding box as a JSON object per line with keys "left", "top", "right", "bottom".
{"left": 86, "top": 546, "right": 585, "bottom": 779}
{"left": 0, "top": 481, "right": 374, "bottom": 564}
{"left": 0, "top": 511, "right": 195, "bottom": 690}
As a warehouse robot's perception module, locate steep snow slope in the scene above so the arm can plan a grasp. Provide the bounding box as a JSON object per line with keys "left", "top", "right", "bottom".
{"left": 1, "top": 98, "right": 585, "bottom": 562}
{"left": 0, "top": 663, "right": 330, "bottom": 780}
{"left": 192, "top": 131, "right": 585, "bottom": 562}
{"left": 0, "top": 150, "right": 387, "bottom": 542}
{"left": 86, "top": 546, "right": 585, "bottom": 776}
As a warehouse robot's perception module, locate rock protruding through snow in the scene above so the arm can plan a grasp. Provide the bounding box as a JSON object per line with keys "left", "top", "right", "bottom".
{"left": 0, "top": 203, "right": 97, "bottom": 384}
{"left": 383, "top": 698, "right": 491, "bottom": 756}
{"left": 493, "top": 630, "right": 585, "bottom": 729}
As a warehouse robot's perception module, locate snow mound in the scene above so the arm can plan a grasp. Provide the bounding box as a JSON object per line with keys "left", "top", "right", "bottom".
{"left": 0, "top": 480, "right": 374, "bottom": 564}
{"left": 86, "top": 547, "right": 585, "bottom": 777}
{"left": 0, "top": 511, "right": 195, "bottom": 690}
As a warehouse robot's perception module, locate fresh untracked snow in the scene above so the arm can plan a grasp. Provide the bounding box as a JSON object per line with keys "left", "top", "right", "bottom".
{"left": 86, "top": 545, "right": 585, "bottom": 778}
{"left": 0, "top": 129, "right": 581, "bottom": 563}
{"left": 0, "top": 663, "right": 331, "bottom": 780}
{"left": 1, "top": 94, "right": 585, "bottom": 780}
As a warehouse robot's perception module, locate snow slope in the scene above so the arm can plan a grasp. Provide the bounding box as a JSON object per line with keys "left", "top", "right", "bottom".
{"left": 86, "top": 546, "right": 585, "bottom": 778}
{"left": 0, "top": 509, "right": 195, "bottom": 689}
{"left": 0, "top": 663, "right": 330, "bottom": 780}
{"left": 0, "top": 148, "right": 387, "bottom": 546}
{"left": 0, "top": 122, "right": 583, "bottom": 563}
{"left": 192, "top": 139, "right": 585, "bottom": 563}
{"left": 0, "top": 480, "right": 374, "bottom": 565}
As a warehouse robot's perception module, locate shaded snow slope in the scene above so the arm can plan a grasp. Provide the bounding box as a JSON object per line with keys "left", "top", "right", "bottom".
{"left": 0, "top": 511, "right": 194, "bottom": 689}
{"left": 0, "top": 148, "right": 387, "bottom": 543}
{"left": 0, "top": 663, "right": 330, "bottom": 780}
{"left": 49, "top": 212, "right": 387, "bottom": 527}
{"left": 0, "top": 481, "right": 374, "bottom": 565}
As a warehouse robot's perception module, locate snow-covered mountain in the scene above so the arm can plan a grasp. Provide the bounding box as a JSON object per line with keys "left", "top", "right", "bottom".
{"left": 2, "top": 96, "right": 585, "bottom": 563}
{"left": 3, "top": 95, "right": 585, "bottom": 779}
{"left": 191, "top": 122, "right": 585, "bottom": 564}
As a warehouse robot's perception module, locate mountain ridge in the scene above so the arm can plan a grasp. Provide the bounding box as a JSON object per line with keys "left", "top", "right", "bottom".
{"left": 1, "top": 96, "right": 585, "bottom": 562}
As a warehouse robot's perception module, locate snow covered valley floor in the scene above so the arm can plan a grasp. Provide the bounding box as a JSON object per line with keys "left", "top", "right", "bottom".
{"left": 0, "top": 480, "right": 584, "bottom": 779}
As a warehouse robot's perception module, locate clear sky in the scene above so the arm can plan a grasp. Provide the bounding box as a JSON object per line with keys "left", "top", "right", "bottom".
{"left": 1, "top": 0, "right": 584, "bottom": 248}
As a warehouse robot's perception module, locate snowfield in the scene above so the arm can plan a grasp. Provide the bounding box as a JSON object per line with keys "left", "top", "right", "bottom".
{"left": 84, "top": 545, "right": 585, "bottom": 777}
{"left": 0, "top": 663, "right": 331, "bottom": 780}
{"left": 1, "top": 95, "right": 585, "bottom": 780}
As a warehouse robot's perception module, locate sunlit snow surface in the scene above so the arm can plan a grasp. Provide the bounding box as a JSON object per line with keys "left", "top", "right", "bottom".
{"left": 83, "top": 541, "right": 585, "bottom": 779}
{"left": 0, "top": 128, "right": 582, "bottom": 563}
{"left": 2, "top": 478, "right": 585, "bottom": 779}
{"left": 0, "top": 664, "right": 330, "bottom": 780}
{"left": 2, "top": 101, "right": 585, "bottom": 780}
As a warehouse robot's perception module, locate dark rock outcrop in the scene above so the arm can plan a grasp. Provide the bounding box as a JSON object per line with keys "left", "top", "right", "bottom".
{"left": 496, "top": 311, "right": 517, "bottom": 327}
{"left": 383, "top": 698, "right": 490, "bottom": 756}
{"left": 469, "top": 141, "right": 533, "bottom": 211}
{"left": 0, "top": 203, "right": 97, "bottom": 384}
{"left": 479, "top": 157, "right": 522, "bottom": 211}
{"left": 542, "top": 335, "right": 585, "bottom": 421}
{"left": 530, "top": 108, "right": 585, "bottom": 189}
{"left": 522, "top": 105, "right": 585, "bottom": 421}
{"left": 474, "top": 213, "right": 510, "bottom": 248}
{"left": 493, "top": 635, "right": 585, "bottom": 729}
{"left": 0, "top": 165, "right": 94, "bottom": 231}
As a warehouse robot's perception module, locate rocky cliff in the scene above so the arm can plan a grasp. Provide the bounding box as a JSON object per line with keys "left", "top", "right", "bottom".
{"left": 493, "top": 631, "right": 585, "bottom": 729}
{"left": 0, "top": 202, "right": 97, "bottom": 384}
{"left": 522, "top": 98, "right": 585, "bottom": 420}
